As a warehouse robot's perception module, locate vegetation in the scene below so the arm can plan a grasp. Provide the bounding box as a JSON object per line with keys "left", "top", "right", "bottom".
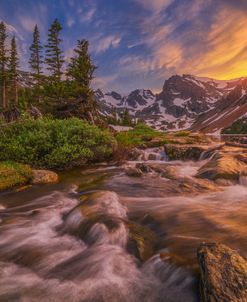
{"left": 29, "top": 25, "right": 43, "bottom": 102}
{"left": 0, "top": 117, "right": 117, "bottom": 169}
{"left": 0, "top": 161, "right": 33, "bottom": 191}
{"left": 9, "top": 36, "right": 19, "bottom": 105}
{"left": 174, "top": 130, "right": 191, "bottom": 137}
{"left": 222, "top": 117, "right": 247, "bottom": 134}
{"left": 0, "top": 21, "right": 8, "bottom": 109}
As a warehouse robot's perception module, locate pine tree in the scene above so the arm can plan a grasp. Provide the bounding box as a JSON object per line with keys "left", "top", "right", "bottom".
{"left": 9, "top": 36, "right": 19, "bottom": 105}
{"left": 67, "top": 39, "right": 96, "bottom": 87}
{"left": 29, "top": 25, "right": 43, "bottom": 102}
{"left": 122, "top": 108, "right": 132, "bottom": 126}
{"left": 0, "top": 21, "right": 8, "bottom": 109}
{"left": 45, "top": 19, "right": 64, "bottom": 81}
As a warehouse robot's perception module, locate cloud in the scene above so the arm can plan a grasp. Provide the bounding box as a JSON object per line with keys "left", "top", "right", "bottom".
{"left": 80, "top": 7, "right": 96, "bottom": 23}
{"left": 93, "top": 35, "right": 121, "bottom": 54}
{"left": 134, "top": 0, "right": 174, "bottom": 12}
{"left": 67, "top": 16, "right": 75, "bottom": 28}
{"left": 18, "top": 16, "right": 36, "bottom": 33}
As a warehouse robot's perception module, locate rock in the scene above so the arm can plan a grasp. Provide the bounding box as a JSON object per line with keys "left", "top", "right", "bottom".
{"left": 197, "top": 243, "right": 247, "bottom": 302}
{"left": 125, "top": 221, "right": 159, "bottom": 262}
{"left": 165, "top": 144, "right": 206, "bottom": 161}
{"left": 196, "top": 152, "right": 246, "bottom": 181}
{"left": 125, "top": 167, "right": 142, "bottom": 177}
{"left": 32, "top": 170, "right": 59, "bottom": 184}
{"left": 165, "top": 143, "right": 224, "bottom": 161}
{"left": 128, "top": 148, "right": 144, "bottom": 160}
{"left": 135, "top": 163, "right": 152, "bottom": 173}
{"left": 148, "top": 153, "right": 157, "bottom": 160}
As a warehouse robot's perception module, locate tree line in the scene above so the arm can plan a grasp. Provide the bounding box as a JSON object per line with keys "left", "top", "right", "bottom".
{"left": 0, "top": 19, "right": 96, "bottom": 117}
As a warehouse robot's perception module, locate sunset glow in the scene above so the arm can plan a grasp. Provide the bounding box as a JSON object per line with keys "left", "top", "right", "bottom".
{"left": 1, "top": 0, "right": 247, "bottom": 91}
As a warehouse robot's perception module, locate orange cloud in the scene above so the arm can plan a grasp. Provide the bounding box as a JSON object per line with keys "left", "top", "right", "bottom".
{"left": 181, "top": 7, "right": 247, "bottom": 79}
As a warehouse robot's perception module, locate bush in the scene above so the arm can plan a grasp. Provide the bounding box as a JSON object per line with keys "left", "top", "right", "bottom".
{"left": 115, "top": 123, "right": 162, "bottom": 147}
{"left": 0, "top": 161, "right": 33, "bottom": 191}
{"left": 0, "top": 117, "right": 117, "bottom": 169}
{"left": 174, "top": 130, "right": 191, "bottom": 137}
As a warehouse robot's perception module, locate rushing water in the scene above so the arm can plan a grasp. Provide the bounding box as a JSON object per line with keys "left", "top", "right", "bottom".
{"left": 0, "top": 151, "right": 247, "bottom": 301}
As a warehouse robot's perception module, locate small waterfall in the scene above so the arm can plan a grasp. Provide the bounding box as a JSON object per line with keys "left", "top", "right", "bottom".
{"left": 139, "top": 147, "right": 168, "bottom": 161}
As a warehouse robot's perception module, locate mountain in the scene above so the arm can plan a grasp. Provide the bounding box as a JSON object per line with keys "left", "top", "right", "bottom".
{"left": 96, "top": 74, "right": 246, "bottom": 132}
{"left": 190, "top": 78, "right": 247, "bottom": 133}
{"left": 17, "top": 70, "right": 247, "bottom": 133}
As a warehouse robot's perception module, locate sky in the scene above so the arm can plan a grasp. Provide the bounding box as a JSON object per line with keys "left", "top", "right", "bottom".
{"left": 0, "top": 0, "right": 247, "bottom": 93}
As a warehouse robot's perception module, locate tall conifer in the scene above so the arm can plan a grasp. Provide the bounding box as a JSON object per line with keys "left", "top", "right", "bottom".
{"left": 9, "top": 36, "right": 19, "bottom": 105}
{"left": 29, "top": 25, "right": 43, "bottom": 101}
{"left": 67, "top": 39, "right": 96, "bottom": 87}
{"left": 45, "top": 19, "right": 64, "bottom": 81}
{"left": 0, "top": 21, "right": 8, "bottom": 109}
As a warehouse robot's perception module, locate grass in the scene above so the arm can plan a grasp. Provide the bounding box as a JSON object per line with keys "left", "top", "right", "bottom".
{"left": 0, "top": 161, "right": 33, "bottom": 191}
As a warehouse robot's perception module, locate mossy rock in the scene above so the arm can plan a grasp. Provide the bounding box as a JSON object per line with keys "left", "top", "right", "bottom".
{"left": 125, "top": 221, "right": 160, "bottom": 262}
{"left": 0, "top": 161, "right": 33, "bottom": 191}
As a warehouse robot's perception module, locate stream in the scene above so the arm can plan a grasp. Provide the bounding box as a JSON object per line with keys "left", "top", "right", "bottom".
{"left": 0, "top": 149, "right": 246, "bottom": 301}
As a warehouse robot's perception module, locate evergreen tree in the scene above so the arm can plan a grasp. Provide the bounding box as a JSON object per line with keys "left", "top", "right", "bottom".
{"left": 0, "top": 21, "right": 8, "bottom": 109}
{"left": 9, "top": 36, "right": 19, "bottom": 105}
{"left": 122, "top": 108, "right": 132, "bottom": 126}
{"left": 67, "top": 39, "right": 96, "bottom": 87}
{"left": 45, "top": 19, "right": 64, "bottom": 81}
{"left": 29, "top": 25, "right": 43, "bottom": 102}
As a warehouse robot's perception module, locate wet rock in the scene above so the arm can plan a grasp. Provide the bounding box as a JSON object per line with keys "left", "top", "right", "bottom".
{"left": 32, "top": 170, "right": 59, "bottom": 184}
{"left": 135, "top": 163, "right": 152, "bottom": 173}
{"left": 125, "top": 167, "right": 142, "bottom": 177}
{"left": 128, "top": 148, "right": 144, "bottom": 160}
{"left": 126, "top": 221, "right": 159, "bottom": 262}
{"left": 165, "top": 144, "right": 207, "bottom": 161}
{"left": 196, "top": 152, "right": 246, "bottom": 181}
{"left": 61, "top": 191, "right": 128, "bottom": 247}
{"left": 148, "top": 153, "right": 157, "bottom": 160}
{"left": 165, "top": 143, "right": 224, "bottom": 161}
{"left": 197, "top": 243, "right": 247, "bottom": 302}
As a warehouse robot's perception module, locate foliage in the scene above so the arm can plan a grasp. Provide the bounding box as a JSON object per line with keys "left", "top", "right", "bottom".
{"left": 67, "top": 39, "right": 96, "bottom": 88}
{"left": 174, "top": 130, "right": 191, "bottom": 137}
{"left": 45, "top": 18, "right": 64, "bottom": 81}
{"left": 29, "top": 25, "right": 43, "bottom": 102}
{"left": 0, "top": 161, "right": 33, "bottom": 191}
{"left": 0, "top": 21, "right": 8, "bottom": 109}
{"left": 115, "top": 123, "right": 165, "bottom": 147}
{"left": 0, "top": 117, "right": 117, "bottom": 169}
{"left": 121, "top": 108, "right": 133, "bottom": 126}
{"left": 8, "top": 36, "right": 19, "bottom": 104}
{"left": 222, "top": 117, "right": 247, "bottom": 134}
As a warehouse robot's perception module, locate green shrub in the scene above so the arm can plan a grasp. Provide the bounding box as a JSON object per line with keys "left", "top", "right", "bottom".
{"left": 0, "top": 117, "right": 116, "bottom": 169}
{"left": 0, "top": 161, "right": 33, "bottom": 191}
{"left": 116, "top": 123, "right": 162, "bottom": 147}
{"left": 174, "top": 130, "right": 191, "bottom": 137}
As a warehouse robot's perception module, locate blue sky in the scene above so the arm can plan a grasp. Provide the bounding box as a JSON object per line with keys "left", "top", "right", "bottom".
{"left": 1, "top": 0, "right": 247, "bottom": 93}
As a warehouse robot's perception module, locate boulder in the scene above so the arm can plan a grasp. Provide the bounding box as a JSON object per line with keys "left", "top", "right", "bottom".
{"left": 165, "top": 143, "right": 224, "bottom": 161}
{"left": 148, "top": 153, "right": 158, "bottom": 160}
{"left": 32, "top": 170, "right": 59, "bottom": 184}
{"left": 198, "top": 243, "right": 247, "bottom": 302}
{"left": 196, "top": 152, "right": 246, "bottom": 181}
{"left": 125, "top": 167, "right": 142, "bottom": 177}
{"left": 135, "top": 163, "right": 152, "bottom": 173}
{"left": 125, "top": 221, "right": 159, "bottom": 262}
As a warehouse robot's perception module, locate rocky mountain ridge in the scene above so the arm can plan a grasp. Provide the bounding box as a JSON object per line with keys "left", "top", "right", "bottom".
{"left": 95, "top": 74, "right": 247, "bottom": 132}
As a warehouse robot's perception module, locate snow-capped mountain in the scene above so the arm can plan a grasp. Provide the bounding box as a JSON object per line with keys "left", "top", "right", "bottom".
{"left": 96, "top": 74, "right": 246, "bottom": 131}
{"left": 191, "top": 78, "right": 247, "bottom": 133}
